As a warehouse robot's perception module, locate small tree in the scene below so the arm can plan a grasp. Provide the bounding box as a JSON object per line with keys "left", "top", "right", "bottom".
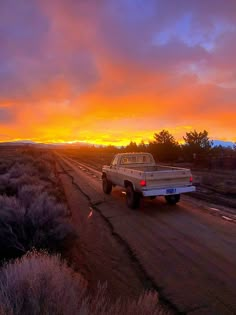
{"left": 124, "top": 141, "right": 138, "bottom": 152}
{"left": 183, "top": 129, "right": 213, "bottom": 161}
{"left": 149, "top": 130, "right": 180, "bottom": 162}
{"left": 154, "top": 130, "right": 176, "bottom": 145}
{"left": 138, "top": 140, "right": 147, "bottom": 152}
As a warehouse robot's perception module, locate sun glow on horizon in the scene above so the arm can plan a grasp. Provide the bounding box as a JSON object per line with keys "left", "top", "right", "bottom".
{"left": 0, "top": 1, "right": 235, "bottom": 144}
{"left": 1, "top": 129, "right": 235, "bottom": 147}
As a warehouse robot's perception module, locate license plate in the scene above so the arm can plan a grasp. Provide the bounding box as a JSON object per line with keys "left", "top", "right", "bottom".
{"left": 166, "top": 188, "right": 176, "bottom": 194}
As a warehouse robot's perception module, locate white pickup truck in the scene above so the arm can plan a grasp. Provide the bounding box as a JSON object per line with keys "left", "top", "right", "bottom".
{"left": 102, "top": 152, "right": 195, "bottom": 208}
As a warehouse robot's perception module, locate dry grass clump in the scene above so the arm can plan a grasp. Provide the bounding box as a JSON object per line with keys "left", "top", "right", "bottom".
{"left": 0, "top": 252, "right": 168, "bottom": 315}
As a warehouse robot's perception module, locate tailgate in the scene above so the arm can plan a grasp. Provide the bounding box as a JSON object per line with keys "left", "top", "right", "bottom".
{"left": 145, "top": 169, "right": 192, "bottom": 189}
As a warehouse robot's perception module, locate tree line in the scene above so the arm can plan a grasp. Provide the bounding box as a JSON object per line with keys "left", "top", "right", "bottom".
{"left": 96, "top": 129, "right": 236, "bottom": 163}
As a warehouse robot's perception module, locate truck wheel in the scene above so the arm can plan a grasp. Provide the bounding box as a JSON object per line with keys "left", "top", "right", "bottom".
{"left": 149, "top": 196, "right": 156, "bottom": 200}
{"left": 102, "top": 177, "right": 112, "bottom": 194}
{"left": 165, "top": 194, "right": 180, "bottom": 205}
{"left": 126, "top": 185, "right": 140, "bottom": 209}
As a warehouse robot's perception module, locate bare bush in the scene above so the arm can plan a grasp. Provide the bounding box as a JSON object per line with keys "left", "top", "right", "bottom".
{"left": 18, "top": 185, "right": 44, "bottom": 209}
{"left": 0, "top": 151, "right": 58, "bottom": 197}
{"left": 0, "top": 194, "right": 76, "bottom": 261}
{"left": 8, "top": 162, "right": 38, "bottom": 179}
{"left": 7, "top": 153, "right": 55, "bottom": 181}
{"left": 9, "top": 175, "right": 45, "bottom": 199}
{"left": 0, "top": 174, "right": 13, "bottom": 195}
{"left": 0, "top": 160, "right": 13, "bottom": 175}
{"left": 33, "top": 158, "right": 55, "bottom": 181}
{"left": 25, "top": 192, "right": 75, "bottom": 251}
{"left": 84, "top": 283, "right": 167, "bottom": 315}
{"left": 0, "top": 196, "right": 26, "bottom": 259}
{"left": 0, "top": 174, "right": 9, "bottom": 187}
{"left": 0, "top": 252, "right": 169, "bottom": 315}
{"left": 0, "top": 252, "right": 87, "bottom": 315}
{"left": 0, "top": 173, "right": 45, "bottom": 197}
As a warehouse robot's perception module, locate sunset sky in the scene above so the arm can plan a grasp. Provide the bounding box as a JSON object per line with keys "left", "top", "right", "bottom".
{"left": 0, "top": 0, "right": 236, "bottom": 145}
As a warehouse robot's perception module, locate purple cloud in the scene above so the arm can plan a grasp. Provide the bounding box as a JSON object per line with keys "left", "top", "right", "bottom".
{"left": 0, "top": 107, "right": 15, "bottom": 123}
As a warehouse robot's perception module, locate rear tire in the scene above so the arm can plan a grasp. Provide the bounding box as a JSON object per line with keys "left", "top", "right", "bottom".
{"left": 126, "top": 185, "right": 140, "bottom": 209}
{"left": 165, "top": 194, "right": 180, "bottom": 205}
{"left": 102, "top": 176, "right": 112, "bottom": 194}
{"left": 149, "top": 196, "right": 156, "bottom": 200}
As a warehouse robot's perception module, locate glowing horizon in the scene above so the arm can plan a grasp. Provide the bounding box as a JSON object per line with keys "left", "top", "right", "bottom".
{"left": 0, "top": 1, "right": 236, "bottom": 145}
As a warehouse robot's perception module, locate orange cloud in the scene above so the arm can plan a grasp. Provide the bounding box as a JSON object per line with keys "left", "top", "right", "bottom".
{"left": 0, "top": 0, "right": 235, "bottom": 145}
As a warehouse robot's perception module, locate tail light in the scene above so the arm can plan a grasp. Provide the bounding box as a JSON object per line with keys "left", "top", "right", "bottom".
{"left": 189, "top": 176, "right": 193, "bottom": 183}
{"left": 140, "top": 180, "right": 146, "bottom": 187}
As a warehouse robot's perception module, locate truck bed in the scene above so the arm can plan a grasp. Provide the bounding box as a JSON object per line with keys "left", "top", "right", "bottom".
{"left": 124, "top": 164, "right": 187, "bottom": 172}
{"left": 109, "top": 164, "right": 191, "bottom": 190}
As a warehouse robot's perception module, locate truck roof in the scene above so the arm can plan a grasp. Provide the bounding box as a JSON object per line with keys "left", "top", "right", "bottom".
{"left": 115, "top": 152, "right": 150, "bottom": 156}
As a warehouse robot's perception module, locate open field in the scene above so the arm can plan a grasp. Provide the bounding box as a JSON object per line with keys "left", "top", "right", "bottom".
{"left": 55, "top": 150, "right": 236, "bottom": 314}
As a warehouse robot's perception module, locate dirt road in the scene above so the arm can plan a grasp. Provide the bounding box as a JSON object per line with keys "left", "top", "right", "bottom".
{"left": 57, "top": 154, "right": 236, "bottom": 315}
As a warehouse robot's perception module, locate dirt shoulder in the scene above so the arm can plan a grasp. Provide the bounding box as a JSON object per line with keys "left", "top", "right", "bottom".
{"left": 189, "top": 169, "right": 236, "bottom": 210}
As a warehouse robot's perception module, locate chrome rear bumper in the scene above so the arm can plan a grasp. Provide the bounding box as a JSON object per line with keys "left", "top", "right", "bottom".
{"left": 141, "top": 186, "right": 196, "bottom": 197}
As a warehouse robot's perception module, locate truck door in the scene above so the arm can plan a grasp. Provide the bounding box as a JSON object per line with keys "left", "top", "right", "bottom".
{"left": 109, "top": 155, "right": 120, "bottom": 185}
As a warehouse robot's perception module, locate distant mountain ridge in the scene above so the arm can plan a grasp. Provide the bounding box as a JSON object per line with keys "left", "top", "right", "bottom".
{"left": 0, "top": 140, "right": 93, "bottom": 147}
{"left": 212, "top": 140, "right": 234, "bottom": 148}
{"left": 0, "top": 139, "right": 235, "bottom": 148}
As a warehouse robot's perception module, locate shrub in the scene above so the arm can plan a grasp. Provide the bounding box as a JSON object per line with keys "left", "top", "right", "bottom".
{"left": 5, "top": 174, "right": 45, "bottom": 196}
{"left": 0, "top": 252, "right": 87, "bottom": 315}
{"left": 0, "top": 174, "right": 15, "bottom": 196}
{"left": 0, "top": 196, "right": 26, "bottom": 259}
{"left": 8, "top": 162, "right": 38, "bottom": 179}
{"left": 18, "top": 185, "right": 44, "bottom": 209}
{"left": 0, "top": 160, "right": 13, "bottom": 175}
{"left": 0, "top": 194, "right": 76, "bottom": 261}
{"left": 0, "top": 252, "right": 169, "bottom": 315}
{"left": 33, "top": 158, "right": 54, "bottom": 181}
{"left": 85, "top": 285, "right": 167, "bottom": 315}
{"left": 25, "top": 192, "right": 76, "bottom": 251}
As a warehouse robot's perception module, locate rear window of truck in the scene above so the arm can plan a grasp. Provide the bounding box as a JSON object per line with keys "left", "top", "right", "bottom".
{"left": 120, "top": 155, "right": 152, "bottom": 165}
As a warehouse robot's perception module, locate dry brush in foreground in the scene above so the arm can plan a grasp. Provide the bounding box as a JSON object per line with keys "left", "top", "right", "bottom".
{"left": 0, "top": 151, "right": 76, "bottom": 261}
{"left": 0, "top": 252, "right": 169, "bottom": 315}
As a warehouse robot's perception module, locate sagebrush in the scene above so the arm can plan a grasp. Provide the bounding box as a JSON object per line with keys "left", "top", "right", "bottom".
{"left": 0, "top": 194, "right": 75, "bottom": 261}
{"left": 0, "top": 252, "right": 169, "bottom": 315}
{"left": 0, "top": 151, "right": 75, "bottom": 261}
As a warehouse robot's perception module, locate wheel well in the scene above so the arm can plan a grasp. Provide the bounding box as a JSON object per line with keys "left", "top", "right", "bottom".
{"left": 124, "top": 180, "right": 134, "bottom": 189}
{"left": 102, "top": 172, "right": 106, "bottom": 179}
